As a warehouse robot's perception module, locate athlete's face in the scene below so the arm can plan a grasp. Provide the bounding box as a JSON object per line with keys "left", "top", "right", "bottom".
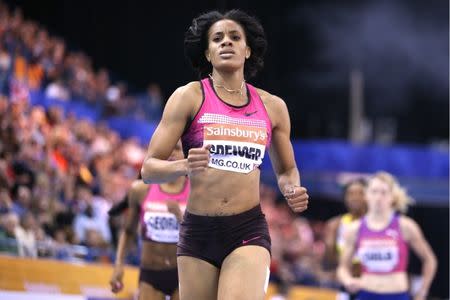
{"left": 206, "top": 19, "right": 250, "bottom": 73}
{"left": 344, "top": 182, "right": 366, "bottom": 215}
{"left": 366, "top": 178, "right": 393, "bottom": 214}
{"left": 168, "top": 140, "right": 184, "bottom": 161}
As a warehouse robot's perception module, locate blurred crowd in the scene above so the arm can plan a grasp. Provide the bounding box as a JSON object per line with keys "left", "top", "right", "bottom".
{"left": 0, "top": 1, "right": 340, "bottom": 290}
{"left": 0, "top": 2, "right": 163, "bottom": 121}
{"left": 0, "top": 94, "right": 147, "bottom": 261}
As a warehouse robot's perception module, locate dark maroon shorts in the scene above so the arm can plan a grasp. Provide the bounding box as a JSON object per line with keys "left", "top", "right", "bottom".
{"left": 139, "top": 267, "right": 178, "bottom": 296}
{"left": 177, "top": 204, "right": 271, "bottom": 268}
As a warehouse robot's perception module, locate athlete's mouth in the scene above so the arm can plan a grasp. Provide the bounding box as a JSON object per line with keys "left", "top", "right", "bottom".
{"left": 219, "top": 50, "right": 235, "bottom": 58}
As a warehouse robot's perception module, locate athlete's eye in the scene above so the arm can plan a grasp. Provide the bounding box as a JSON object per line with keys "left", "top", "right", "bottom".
{"left": 231, "top": 35, "right": 241, "bottom": 41}
{"left": 212, "top": 35, "right": 222, "bottom": 42}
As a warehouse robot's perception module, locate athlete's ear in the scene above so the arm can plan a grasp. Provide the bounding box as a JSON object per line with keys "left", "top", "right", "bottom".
{"left": 205, "top": 50, "right": 211, "bottom": 62}
{"left": 245, "top": 46, "right": 251, "bottom": 59}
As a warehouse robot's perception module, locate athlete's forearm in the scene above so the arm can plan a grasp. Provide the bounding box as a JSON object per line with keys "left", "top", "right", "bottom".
{"left": 114, "top": 230, "right": 132, "bottom": 267}
{"left": 141, "top": 158, "right": 188, "bottom": 184}
{"left": 337, "top": 264, "right": 353, "bottom": 285}
{"left": 418, "top": 252, "right": 437, "bottom": 297}
{"left": 276, "top": 167, "right": 301, "bottom": 193}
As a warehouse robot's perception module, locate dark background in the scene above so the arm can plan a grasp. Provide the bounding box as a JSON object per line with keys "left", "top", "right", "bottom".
{"left": 5, "top": 0, "right": 449, "bottom": 142}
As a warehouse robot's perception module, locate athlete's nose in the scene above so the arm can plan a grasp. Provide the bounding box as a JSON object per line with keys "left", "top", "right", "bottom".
{"left": 221, "top": 37, "right": 233, "bottom": 47}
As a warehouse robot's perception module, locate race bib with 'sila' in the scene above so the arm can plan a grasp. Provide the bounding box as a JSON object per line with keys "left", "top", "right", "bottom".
{"left": 358, "top": 239, "right": 399, "bottom": 272}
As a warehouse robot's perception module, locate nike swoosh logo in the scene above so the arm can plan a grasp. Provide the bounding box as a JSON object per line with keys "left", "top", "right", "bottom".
{"left": 242, "top": 235, "right": 261, "bottom": 244}
{"left": 244, "top": 110, "right": 258, "bottom": 116}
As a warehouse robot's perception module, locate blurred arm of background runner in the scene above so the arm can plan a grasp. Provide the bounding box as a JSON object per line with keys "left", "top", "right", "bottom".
{"left": 110, "top": 180, "right": 146, "bottom": 293}
{"left": 336, "top": 221, "right": 363, "bottom": 294}
{"left": 324, "top": 216, "right": 341, "bottom": 269}
{"left": 400, "top": 217, "right": 437, "bottom": 300}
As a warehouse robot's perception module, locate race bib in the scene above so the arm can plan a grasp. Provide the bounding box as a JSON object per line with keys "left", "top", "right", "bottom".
{"left": 143, "top": 211, "right": 180, "bottom": 243}
{"left": 358, "top": 239, "right": 399, "bottom": 272}
{"left": 204, "top": 123, "right": 267, "bottom": 173}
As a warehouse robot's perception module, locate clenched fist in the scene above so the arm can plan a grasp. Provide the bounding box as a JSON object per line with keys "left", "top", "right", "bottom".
{"left": 110, "top": 266, "right": 124, "bottom": 294}
{"left": 283, "top": 185, "right": 309, "bottom": 213}
{"left": 187, "top": 144, "right": 211, "bottom": 175}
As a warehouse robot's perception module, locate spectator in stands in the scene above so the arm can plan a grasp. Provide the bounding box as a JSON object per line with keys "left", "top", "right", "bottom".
{"left": 94, "top": 68, "right": 110, "bottom": 103}
{"left": 51, "top": 227, "right": 72, "bottom": 260}
{"left": 0, "top": 212, "right": 19, "bottom": 255}
{"left": 11, "top": 185, "right": 32, "bottom": 217}
{"left": 27, "top": 54, "right": 44, "bottom": 90}
{"left": 0, "top": 43, "right": 12, "bottom": 95}
{"left": 15, "top": 211, "right": 38, "bottom": 257}
{"left": 45, "top": 78, "right": 70, "bottom": 100}
{"left": 136, "top": 82, "right": 163, "bottom": 121}
{"left": 73, "top": 184, "right": 111, "bottom": 246}
{"left": 0, "top": 187, "right": 13, "bottom": 214}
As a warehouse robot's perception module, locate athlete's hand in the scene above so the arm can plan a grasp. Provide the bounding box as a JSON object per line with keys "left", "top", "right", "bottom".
{"left": 110, "top": 267, "right": 124, "bottom": 294}
{"left": 166, "top": 200, "right": 183, "bottom": 222}
{"left": 283, "top": 185, "right": 309, "bottom": 213}
{"left": 187, "top": 144, "right": 211, "bottom": 175}
{"left": 413, "top": 290, "right": 428, "bottom": 300}
{"left": 344, "top": 277, "right": 363, "bottom": 294}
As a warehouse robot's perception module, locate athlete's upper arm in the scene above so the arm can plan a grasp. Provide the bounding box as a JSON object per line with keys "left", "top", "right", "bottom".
{"left": 123, "top": 180, "right": 148, "bottom": 234}
{"left": 144, "top": 82, "right": 200, "bottom": 161}
{"left": 339, "top": 221, "right": 360, "bottom": 268}
{"left": 266, "top": 95, "right": 297, "bottom": 176}
{"left": 400, "top": 216, "right": 436, "bottom": 261}
{"left": 325, "top": 216, "right": 340, "bottom": 248}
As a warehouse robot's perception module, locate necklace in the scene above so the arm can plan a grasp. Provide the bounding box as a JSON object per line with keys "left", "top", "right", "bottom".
{"left": 209, "top": 74, "right": 245, "bottom": 96}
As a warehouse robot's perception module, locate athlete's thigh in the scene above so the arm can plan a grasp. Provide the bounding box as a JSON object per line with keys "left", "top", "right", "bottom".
{"left": 218, "top": 246, "right": 270, "bottom": 300}
{"left": 177, "top": 256, "right": 220, "bottom": 300}
{"left": 138, "top": 281, "right": 165, "bottom": 300}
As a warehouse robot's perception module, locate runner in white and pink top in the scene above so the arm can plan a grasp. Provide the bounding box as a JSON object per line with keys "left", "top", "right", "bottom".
{"left": 141, "top": 180, "right": 189, "bottom": 244}
{"left": 111, "top": 141, "right": 189, "bottom": 299}
{"left": 141, "top": 10, "right": 309, "bottom": 300}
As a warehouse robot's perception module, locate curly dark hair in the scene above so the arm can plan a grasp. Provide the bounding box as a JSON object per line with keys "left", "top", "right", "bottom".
{"left": 343, "top": 178, "right": 367, "bottom": 196}
{"left": 184, "top": 10, "right": 267, "bottom": 80}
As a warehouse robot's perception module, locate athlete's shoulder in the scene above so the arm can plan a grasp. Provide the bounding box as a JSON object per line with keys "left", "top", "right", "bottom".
{"left": 398, "top": 215, "right": 421, "bottom": 239}
{"left": 398, "top": 214, "right": 414, "bottom": 224}
{"left": 164, "top": 81, "right": 203, "bottom": 117}
{"left": 326, "top": 215, "right": 342, "bottom": 227}
{"left": 131, "top": 179, "right": 148, "bottom": 191}
{"left": 342, "top": 219, "right": 362, "bottom": 245}
{"left": 254, "top": 87, "right": 288, "bottom": 128}
{"left": 129, "top": 180, "right": 150, "bottom": 205}
{"left": 173, "top": 81, "right": 202, "bottom": 99}
{"left": 254, "top": 87, "right": 286, "bottom": 107}
{"left": 347, "top": 219, "right": 362, "bottom": 234}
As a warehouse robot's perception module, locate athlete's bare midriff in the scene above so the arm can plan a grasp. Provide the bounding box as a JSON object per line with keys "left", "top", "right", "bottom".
{"left": 360, "top": 272, "right": 409, "bottom": 293}
{"left": 186, "top": 168, "right": 261, "bottom": 216}
{"left": 140, "top": 240, "right": 178, "bottom": 270}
